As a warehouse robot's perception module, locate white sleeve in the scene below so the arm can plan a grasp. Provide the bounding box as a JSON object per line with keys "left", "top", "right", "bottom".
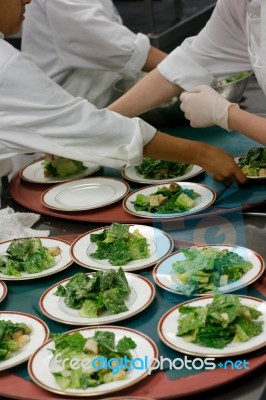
{"left": 158, "top": 0, "right": 252, "bottom": 90}
{"left": 0, "top": 45, "right": 156, "bottom": 169}
{"left": 45, "top": 0, "right": 150, "bottom": 77}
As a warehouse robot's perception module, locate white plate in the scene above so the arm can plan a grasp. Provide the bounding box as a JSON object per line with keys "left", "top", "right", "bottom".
{"left": 20, "top": 159, "right": 101, "bottom": 184}
{"left": 0, "top": 281, "right": 7, "bottom": 303}
{"left": 71, "top": 224, "right": 174, "bottom": 271}
{"left": 122, "top": 164, "right": 204, "bottom": 184}
{"left": 39, "top": 272, "right": 155, "bottom": 325}
{"left": 234, "top": 155, "right": 266, "bottom": 180}
{"left": 0, "top": 311, "right": 49, "bottom": 371}
{"left": 28, "top": 326, "right": 158, "bottom": 397}
{"left": 153, "top": 245, "right": 265, "bottom": 296}
{"left": 123, "top": 183, "right": 216, "bottom": 219}
{"left": 0, "top": 237, "right": 72, "bottom": 281}
{"left": 158, "top": 295, "right": 266, "bottom": 357}
{"left": 42, "top": 177, "right": 130, "bottom": 211}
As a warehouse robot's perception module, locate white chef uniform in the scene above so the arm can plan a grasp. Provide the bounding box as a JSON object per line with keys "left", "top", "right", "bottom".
{"left": 158, "top": 0, "right": 266, "bottom": 98}
{"left": 0, "top": 35, "right": 156, "bottom": 169}
{"left": 22, "top": 0, "right": 151, "bottom": 109}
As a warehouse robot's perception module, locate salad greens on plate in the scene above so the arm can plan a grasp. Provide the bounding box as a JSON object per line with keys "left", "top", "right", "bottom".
{"left": 238, "top": 147, "right": 266, "bottom": 177}
{"left": 55, "top": 268, "right": 131, "bottom": 317}
{"left": 89, "top": 223, "right": 150, "bottom": 266}
{"left": 172, "top": 246, "right": 253, "bottom": 296}
{"left": 177, "top": 294, "right": 263, "bottom": 349}
{"left": 50, "top": 330, "right": 136, "bottom": 389}
{"left": 0, "top": 238, "right": 61, "bottom": 277}
{"left": 0, "top": 320, "right": 32, "bottom": 361}
{"left": 132, "top": 182, "right": 201, "bottom": 214}
{"left": 135, "top": 158, "right": 192, "bottom": 180}
{"left": 43, "top": 155, "right": 86, "bottom": 178}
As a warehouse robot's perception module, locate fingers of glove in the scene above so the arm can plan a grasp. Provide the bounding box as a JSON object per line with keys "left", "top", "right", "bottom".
{"left": 191, "top": 84, "right": 213, "bottom": 94}
{"left": 179, "top": 91, "right": 190, "bottom": 103}
{"left": 190, "top": 120, "right": 213, "bottom": 128}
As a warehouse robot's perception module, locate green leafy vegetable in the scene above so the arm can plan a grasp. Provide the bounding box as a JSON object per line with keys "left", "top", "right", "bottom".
{"left": 50, "top": 330, "right": 137, "bottom": 389}
{"left": 55, "top": 268, "right": 131, "bottom": 317}
{"left": 0, "top": 320, "right": 32, "bottom": 361}
{"left": 177, "top": 295, "right": 263, "bottom": 349}
{"left": 0, "top": 238, "right": 60, "bottom": 277}
{"left": 132, "top": 182, "right": 201, "bottom": 214}
{"left": 238, "top": 147, "right": 266, "bottom": 177}
{"left": 43, "top": 156, "right": 86, "bottom": 178}
{"left": 172, "top": 246, "right": 253, "bottom": 296}
{"left": 135, "top": 158, "right": 192, "bottom": 180}
{"left": 90, "top": 223, "right": 150, "bottom": 265}
{"left": 216, "top": 71, "right": 250, "bottom": 85}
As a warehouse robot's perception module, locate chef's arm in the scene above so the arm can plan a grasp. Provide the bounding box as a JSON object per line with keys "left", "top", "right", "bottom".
{"left": 108, "top": 68, "right": 182, "bottom": 117}
{"left": 143, "top": 131, "right": 247, "bottom": 185}
{"left": 142, "top": 46, "right": 167, "bottom": 72}
{"left": 228, "top": 107, "right": 266, "bottom": 145}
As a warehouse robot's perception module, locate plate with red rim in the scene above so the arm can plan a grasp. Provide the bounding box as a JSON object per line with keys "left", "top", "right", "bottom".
{"left": 153, "top": 244, "right": 265, "bottom": 296}
{"left": 71, "top": 224, "right": 174, "bottom": 271}
{"left": 39, "top": 272, "right": 155, "bottom": 325}
{"left": 20, "top": 159, "right": 101, "bottom": 184}
{"left": 123, "top": 182, "right": 216, "bottom": 219}
{"left": 28, "top": 325, "right": 158, "bottom": 397}
{"left": 0, "top": 311, "right": 50, "bottom": 371}
{"left": 0, "top": 237, "right": 73, "bottom": 281}
{"left": 158, "top": 295, "right": 266, "bottom": 357}
{"left": 42, "top": 177, "right": 130, "bottom": 212}
{"left": 0, "top": 281, "right": 7, "bottom": 303}
{"left": 122, "top": 163, "right": 204, "bottom": 184}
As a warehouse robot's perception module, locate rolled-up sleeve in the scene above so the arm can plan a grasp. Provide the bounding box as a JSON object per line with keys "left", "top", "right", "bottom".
{"left": 158, "top": 0, "right": 251, "bottom": 90}
{"left": 0, "top": 43, "right": 156, "bottom": 168}
{"left": 45, "top": 0, "right": 151, "bottom": 78}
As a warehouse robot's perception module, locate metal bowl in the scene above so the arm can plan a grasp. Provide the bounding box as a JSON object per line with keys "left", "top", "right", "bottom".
{"left": 212, "top": 71, "right": 253, "bottom": 103}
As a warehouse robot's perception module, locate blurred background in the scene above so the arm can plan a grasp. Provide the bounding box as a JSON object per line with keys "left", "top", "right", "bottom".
{"left": 114, "top": 0, "right": 216, "bottom": 52}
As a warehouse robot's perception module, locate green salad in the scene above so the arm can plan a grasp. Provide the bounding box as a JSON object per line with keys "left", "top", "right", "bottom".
{"left": 132, "top": 182, "right": 201, "bottom": 214}
{"left": 50, "top": 330, "right": 136, "bottom": 389}
{"left": 0, "top": 320, "right": 32, "bottom": 361}
{"left": 89, "top": 223, "right": 150, "bottom": 266}
{"left": 172, "top": 246, "right": 253, "bottom": 296}
{"left": 177, "top": 295, "right": 263, "bottom": 349}
{"left": 43, "top": 155, "right": 86, "bottom": 178}
{"left": 216, "top": 71, "right": 250, "bottom": 86}
{"left": 238, "top": 147, "right": 266, "bottom": 177}
{"left": 135, "top": 158, "right": 192, "bottom": 180}
{"left": 0, "top": 238, "right": 60, "bottom": 277}
{"left": 55, "top": 268, "right": 131, "bottom": 317}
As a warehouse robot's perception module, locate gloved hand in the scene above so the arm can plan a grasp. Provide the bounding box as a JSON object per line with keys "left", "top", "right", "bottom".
{"left": 180, "top": 85, "right": 239, "bottom": 131}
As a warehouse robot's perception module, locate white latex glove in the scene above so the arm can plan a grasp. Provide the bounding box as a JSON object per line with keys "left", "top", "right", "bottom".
{"left": 180, "top": 85, "right": 239, "bottom": 131}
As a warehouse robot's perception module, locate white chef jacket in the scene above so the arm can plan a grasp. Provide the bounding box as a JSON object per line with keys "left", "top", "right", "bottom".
{"left": 158, "top": 0, "right": 259, "bottom": 90}
{"left": 0, "top": 36, "right": 156, "bottom": 169}
{"left": 22, "top": 0, "right": 151, "bottom": 108}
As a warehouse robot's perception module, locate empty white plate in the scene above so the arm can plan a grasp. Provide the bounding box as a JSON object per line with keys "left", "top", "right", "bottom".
{"left": 42, "top": 177, "right": 130, "bottom": 211}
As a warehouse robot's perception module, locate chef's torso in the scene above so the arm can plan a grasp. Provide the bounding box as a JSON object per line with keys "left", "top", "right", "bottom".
{"left": 246, "top": 0, "right": 266, "bottom": 95}
{"left": 22, "top": 0, "right": 145, "bottom": 108}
